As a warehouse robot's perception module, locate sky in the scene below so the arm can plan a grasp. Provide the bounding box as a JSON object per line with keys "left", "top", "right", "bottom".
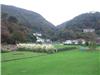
{"left": 1, "top": 0, "right": 100, "bottom": 26}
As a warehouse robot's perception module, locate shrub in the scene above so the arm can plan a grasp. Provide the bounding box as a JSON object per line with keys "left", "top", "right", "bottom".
{"left": 88, "top": 41, "right": 96, "bottom": 50}
{"left": 57, "top": 46, "right": 77, "bottom": 52}
{"left": 16, "top": 43, "right": 57, "bottom": 53}
{"left": 1, "top": 50, "right": 10, "bottom": 53}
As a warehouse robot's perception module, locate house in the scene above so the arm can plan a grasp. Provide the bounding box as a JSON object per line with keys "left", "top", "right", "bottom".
{"left": 33, "top": 33, "right": 43, "bottom": 43}
{"left": 36, "top": 38, "right": 45, "bottom": 43}
{"left": 63, "top": 39, "right": 86, "bottom": 45}
{"left": 63, "top": 40, "right": 73, "bottom": 44}
{"left": 72, "top": 40, "right": 79, "bottom": 44}
{"left": 33, "top": 33, "right": 52, "bottom": 44}
{"left": 83, "top": 29, "right": 95, "bottom": 33}
{"left": 63, "top": 40, "right": 79, "bottom": 45}
{"left": 33, "top": 33, "right": 42, "bottom": 37}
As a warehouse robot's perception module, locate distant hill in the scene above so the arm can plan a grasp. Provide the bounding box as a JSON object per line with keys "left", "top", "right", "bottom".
{"left": 57, "top": 12, "right": 100, "bottom": 40}
{"left": 1, "top": 4, "right": 100, "bottom": 43}
{"left": 1, "top": 4, "right": 56, "bottom": 44}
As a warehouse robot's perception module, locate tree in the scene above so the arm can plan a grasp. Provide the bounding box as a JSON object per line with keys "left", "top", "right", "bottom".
{"left": 11, "top": 31, "right": 26, "bottom": 43}
{"left": 1, "top": 12, "right": 8, "bottom": 19}
{"left": 7, "top": 16, "right": 18, "bottom": 23}
{"left": 29, "top": 35, "right": 37, "bottom": 42}
{"left": 83, "top": 32, "right": 97, "bottom": 50}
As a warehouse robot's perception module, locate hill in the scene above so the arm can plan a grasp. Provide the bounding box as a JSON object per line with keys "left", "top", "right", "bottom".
{"left": 1, "top": 4, "right": 56, "bottom": 44}
{"left": 57, "top": 12, "right": 100, "bottom": 40}
{"left": 1, "top": 4, "right": 100, "bottom": 43}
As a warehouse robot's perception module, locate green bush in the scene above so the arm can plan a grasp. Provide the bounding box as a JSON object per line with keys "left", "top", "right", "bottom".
{"left": 1, "top": 50, "right": 10, "bottom": 53}
{"left": 57, "top": 46, "right": 77, "bottom": 52}
{"left": 89, "top": 41, "right": 96, "bottom": 50}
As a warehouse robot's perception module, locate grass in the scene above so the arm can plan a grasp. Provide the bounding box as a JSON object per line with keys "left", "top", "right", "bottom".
{"left": 1, "top": 45, "right": 100, "bottom": 75}
{"left": 54, "top": 44, "right": 79, "bottom": 49}
{"left": 1, "top": 51, "right": 46, "bottom": 62}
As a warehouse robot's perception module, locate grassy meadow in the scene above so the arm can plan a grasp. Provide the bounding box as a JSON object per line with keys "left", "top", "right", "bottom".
{"left": 1, "top": 44, "right": 100, "bottom": 75}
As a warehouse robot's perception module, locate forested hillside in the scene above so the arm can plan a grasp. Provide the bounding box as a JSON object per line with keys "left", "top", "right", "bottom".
{"left": 1, "top": 4, "right": 100, "bottom": 43}
{"left": 1, "top": 4, "right": 56, "bottom": 44}
{"left": 57, "top": 12, "right": 100, "bottom": 41}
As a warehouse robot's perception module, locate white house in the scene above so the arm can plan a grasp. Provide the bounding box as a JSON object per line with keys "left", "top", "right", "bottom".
{"left": 33, "top": 33, "right": 42, "bottom": 37}
{"left": 36, "top": 38, "right": 45, "bottom": 43}
{"left": 33, "top": 33, "right": 43, "bottom": 43}
{"left": 72, "top": 40, "right": 79, "bottom": 44}
{"left": 63, "top": 40, "right": 73, "bottom": 44}
{"left": 33, "top": 33, "right": 52, "bottom": 44}
{"left": 63, "top": 40, "right": 79, "bottom": 45}
{"left": 63, "top": 39, "right": 86, "bottom": 45}
{"left": 83, "top": 29, "right": 95, "bottom": 33}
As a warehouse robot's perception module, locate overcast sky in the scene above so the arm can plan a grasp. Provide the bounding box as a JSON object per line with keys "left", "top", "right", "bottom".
{"left": 1, "top": 0, "right": 100, "bottom": 26}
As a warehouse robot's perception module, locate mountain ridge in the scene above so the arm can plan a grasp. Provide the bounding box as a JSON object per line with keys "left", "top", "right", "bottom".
{"left": 1, "top": 4, "right": 57, "bottom": 44}
{"left": 1, "top": 4, "right": 100, "bottom": 43}
{"left": 57, "top": 12, "right": 100, "bottom": 41}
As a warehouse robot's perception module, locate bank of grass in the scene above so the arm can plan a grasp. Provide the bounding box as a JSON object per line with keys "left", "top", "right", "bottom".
{"left": 1, "top": 48, "right": 100, "bottom": 75}
{"left": 1, "top": 51, "right": 46, "bottom": 62}
{"left": 1, "top": 44, "right": 76, "bottom": 62}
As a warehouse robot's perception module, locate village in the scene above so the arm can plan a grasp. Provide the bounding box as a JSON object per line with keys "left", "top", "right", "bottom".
{"left": 33, "top": 29, "right": 100, "bottom": 45}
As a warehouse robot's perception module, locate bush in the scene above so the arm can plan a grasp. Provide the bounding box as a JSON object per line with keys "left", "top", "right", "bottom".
{"left": 16, "top": 43, "right": 57, "bottom": 53}
{"left": 1, "top": 50, "right": 10, "bottom": 53}
{"left": 89, "top": 41, "right": 96, "bottom": 50}
{"left": 57, "top": 46, "right": 77, "bottom": 52}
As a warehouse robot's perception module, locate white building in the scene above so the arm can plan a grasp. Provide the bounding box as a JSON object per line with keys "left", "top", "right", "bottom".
{"left": 83, "top": 29, "right": 95, "bottom": 33}
{"left": 33, "top": 33, "right": 42, "bottom": 37}
{"left": 63, "top": 40, "right": 79, "bottom": 45}
{"left": 63, "top": 40, "right": 73, "bottom": 44}
{"left": 72, "top": 40, "right": 79, "bottom": 44}
{"left": 36, "top": 38, "right": 45, "bottom": 43}
{"left": 33, "top": 33, "right": 52, "bottom": 44}
{"left": 33, "top": 33, "right": 43, "bottom": 43}
{"left": 63, "top": 39, "right": 86, "bottom": 45}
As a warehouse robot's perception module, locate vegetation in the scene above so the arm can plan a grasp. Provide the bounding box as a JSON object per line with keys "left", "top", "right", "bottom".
{"left": 1, "top": 5, "right": 100, "bottom": 44}
{"left": 1, "top": 51, "right": 46, "bottom": 62}
{"left": 1, "top": 4, "right": 100, "bottom": 75}
{"left": 16, "top": 43, "right": 57, "bottom": 53}
{"left": 1, "top": 4, "right": 56, "bottom": 44}
{"left": 1, "top": 47, "right": 100, "bottom": 75}
{"left": 83, "top": 32, "right": 97, "bottom": 50}
{"left": 1, "top": 12, "right": 35, "bottom": 44}
{"left": 57, "top": 12, "right": 100, "bottom": 41}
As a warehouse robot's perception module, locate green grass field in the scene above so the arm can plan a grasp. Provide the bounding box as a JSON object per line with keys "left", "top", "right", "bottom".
{"left": 1, "top": 45, "right": 100, "bottom": 75}
{"left": 1, "top": 51, "right": 46, "bottom": 62}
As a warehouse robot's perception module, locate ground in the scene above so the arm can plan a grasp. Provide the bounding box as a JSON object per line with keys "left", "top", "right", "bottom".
{"left": 1, "top": 45, "right": 100, "bottom": 75}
